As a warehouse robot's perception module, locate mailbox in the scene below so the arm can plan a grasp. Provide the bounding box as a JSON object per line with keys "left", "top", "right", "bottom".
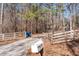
{"left": 24, "top": 32, "right": 31, "bottom": 38}
{"left": 31, "top": 38, "right": 43, "bottom": 53}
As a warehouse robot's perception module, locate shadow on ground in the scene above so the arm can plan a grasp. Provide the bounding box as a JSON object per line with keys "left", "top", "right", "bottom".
{"left": 66, "top": 39, "right": 79, "bottom": 56}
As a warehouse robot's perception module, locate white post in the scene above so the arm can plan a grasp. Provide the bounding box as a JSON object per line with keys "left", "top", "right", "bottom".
{"left": 2, "top": 34, "right": 4, "bottom": 40}
{"left": 14, "top": 33, "right": 16, "bottom": 39}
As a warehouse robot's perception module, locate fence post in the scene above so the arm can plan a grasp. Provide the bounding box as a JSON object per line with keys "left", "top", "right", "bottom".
{"left": 14, "top": 33, "right": 16, "bottom": 39}
{"left": 71, "top": 30, "right": 74, "bottom": 40}
{"left": 23, "top": 32, "right": 25, "bottom": 39}
{"left": 2, "top": 34, "right": 4, "bottom": 40}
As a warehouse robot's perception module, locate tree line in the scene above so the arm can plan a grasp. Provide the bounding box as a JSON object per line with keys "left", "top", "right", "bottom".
{"left": 0, "top": 3, "right": 79, "bottom": 34}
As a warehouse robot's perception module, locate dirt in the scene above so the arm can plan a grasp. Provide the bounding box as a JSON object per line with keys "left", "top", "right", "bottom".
{"left": 27, "top": 39, "right": 79, "bottom": 56}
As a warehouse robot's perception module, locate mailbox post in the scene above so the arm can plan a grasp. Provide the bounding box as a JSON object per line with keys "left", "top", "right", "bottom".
{"left": 39, "top": 48, "right": 43, "bottom": 56}
{"left": 31, "top": 38, "right": 44, "bottom": 56}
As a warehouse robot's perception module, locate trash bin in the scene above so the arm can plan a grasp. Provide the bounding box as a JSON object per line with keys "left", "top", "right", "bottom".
{"left": 25, "top": 32, "right": 31, "bottom": 38}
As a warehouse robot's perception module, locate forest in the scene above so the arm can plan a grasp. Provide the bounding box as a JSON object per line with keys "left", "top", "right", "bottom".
{"left": 0, "top": 3, "right": 79, "bottom": 34}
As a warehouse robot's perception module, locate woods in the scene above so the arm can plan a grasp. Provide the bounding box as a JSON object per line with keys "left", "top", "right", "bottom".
{"left": 0, "top": 3, "right": 79, "bottom": 34}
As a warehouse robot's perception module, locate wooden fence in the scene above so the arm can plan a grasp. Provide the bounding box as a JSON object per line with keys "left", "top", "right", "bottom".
{"left": 0, "top": 30, "right": 79, "bottom": 43}
{"left": 49, "top": 30, "right": 79, "bottom": 44}
{"left": 0, "top": 32, "right": 25, "bottom": 40}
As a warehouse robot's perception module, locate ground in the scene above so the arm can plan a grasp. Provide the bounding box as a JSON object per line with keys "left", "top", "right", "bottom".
{"left": 27, "top": 39, "right": 79, "bottom": 56}
{"left": 0, "top": 37, "right": 24, "bottom": 46}
{"left": 1, "top": 33, "right": 79, "bottom": 56}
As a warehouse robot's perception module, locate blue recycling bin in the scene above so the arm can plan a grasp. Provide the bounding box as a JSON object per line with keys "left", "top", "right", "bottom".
{"left": 25, "top": 32, "right": 31, "bottom": 38}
